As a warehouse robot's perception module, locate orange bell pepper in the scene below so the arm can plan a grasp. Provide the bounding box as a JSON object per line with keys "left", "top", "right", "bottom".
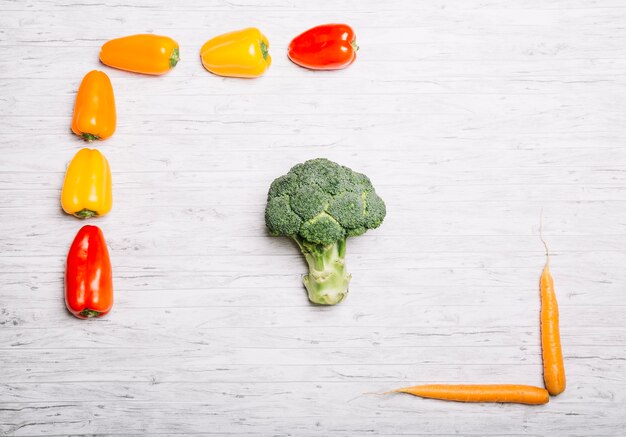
{"left": 71, "top": 70, "right": 116, "bottom": 141}
{"left": 61, "top": 148, "right": 112, "bottom": 219}
{"left": 200, "top": 27, "right": 271, "bottom": 78}
{"left": 100, "top": 34, "right": 180, "bottom": 75}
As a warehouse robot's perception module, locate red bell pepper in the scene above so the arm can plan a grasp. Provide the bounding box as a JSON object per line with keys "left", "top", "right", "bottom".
{"left": 288, "top": 24, "right": 358, "bottom": 70}
{"left": 65, "top": 225, "right": 113, "bottom": 319}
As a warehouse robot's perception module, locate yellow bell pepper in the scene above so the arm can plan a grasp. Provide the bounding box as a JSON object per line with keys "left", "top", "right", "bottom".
{"left": 200, "top": 27, "right": 271, "bottom": 78}
{"left": 61, "top": 148, "right": 112, "bottom": 219}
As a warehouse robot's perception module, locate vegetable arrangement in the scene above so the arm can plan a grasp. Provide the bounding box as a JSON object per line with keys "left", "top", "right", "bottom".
{"left": 58, "top": 23, "right": 566, "bottom": 410}
{"left": 61, "top": 25, "right": 358, "bottom": 319}
{"left": 389, "top": 233, "right": 566, "bottom": 405}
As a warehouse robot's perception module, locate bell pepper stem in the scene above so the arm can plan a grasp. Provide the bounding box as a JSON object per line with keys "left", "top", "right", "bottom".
{"left": 82, "top": 133, "right": 100, "bottom": 142}
{"left": 169, "top": 48, "right": 180, "bottom": 68}
{"left": 350, "top": 40, "right": 359, "bottom": 52}
{"left": 260, "top": 40, "right": 269, "bottom": 61}
{"left": 75, "top": 209, "right": 98, "bottom": 219}
{"left": 79, "top": 309, "right": 101, "bottom": 318}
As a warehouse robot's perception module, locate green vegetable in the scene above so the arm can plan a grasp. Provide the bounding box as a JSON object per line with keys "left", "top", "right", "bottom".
{"left": 265, "top": 158, "right": 386, "bottom": 305}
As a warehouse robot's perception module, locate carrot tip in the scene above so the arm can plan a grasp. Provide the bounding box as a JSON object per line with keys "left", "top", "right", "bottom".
{"left": 385, "top": 388, "right": 412, "bottom": 395}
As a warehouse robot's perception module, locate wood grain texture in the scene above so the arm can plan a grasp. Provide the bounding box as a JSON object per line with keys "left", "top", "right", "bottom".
{"left": 1, "top": 0, "right": 625, "bottom": 435}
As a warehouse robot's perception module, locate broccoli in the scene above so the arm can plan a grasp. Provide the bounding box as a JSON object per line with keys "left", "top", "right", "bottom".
{"left": 265, "top": 158, "right": 386, "bottom": 305}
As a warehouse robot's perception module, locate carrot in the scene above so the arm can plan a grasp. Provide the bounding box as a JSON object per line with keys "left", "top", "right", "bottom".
{"left": 392, "top": 384, "right": 549, "bottom": 405}
{"left": 539, "top": 215, "right": 566, "bottom": 396}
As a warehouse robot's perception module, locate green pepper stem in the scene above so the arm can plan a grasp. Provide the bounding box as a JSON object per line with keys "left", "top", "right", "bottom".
{"left": 80, "top": 309, "right": 101, "bottom": 318}
{"left": 169, "top": 48, "right": 180, "bottom": 68}
{"left": 82, "top": 133, "right": 100, "bottom": 141}
{"left": 260, "top": 40, "right": 269, "bottom": 62}
{"left": 75, "top": 209, "right": 98, "bottom": 219}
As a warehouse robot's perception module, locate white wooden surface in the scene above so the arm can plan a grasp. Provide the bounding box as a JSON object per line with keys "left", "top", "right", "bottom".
{"left": 1, "top": 0, "right": 626, "bottom": 435}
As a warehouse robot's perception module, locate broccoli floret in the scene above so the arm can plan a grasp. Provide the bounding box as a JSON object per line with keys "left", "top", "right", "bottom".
{"left": 265, "top": 196, "right": 302, "bottom": 236}
{"left": 265, "top": 158, "right": 386, "bottom": 305}
{"left": 328, "top": 192, "right": 366, "bottom": 229}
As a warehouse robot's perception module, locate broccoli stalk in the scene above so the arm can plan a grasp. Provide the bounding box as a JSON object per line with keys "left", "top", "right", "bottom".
{"left": 294, "top": 236, "right": 351, "bottom": 305}
{"left": 265, "top": 158, "right": 386, "bottom": 305}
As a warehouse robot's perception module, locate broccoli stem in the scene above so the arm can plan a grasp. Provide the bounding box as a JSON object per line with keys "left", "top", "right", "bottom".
{"left": 293, "top": 236, "right": 352, "bottom": 305}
